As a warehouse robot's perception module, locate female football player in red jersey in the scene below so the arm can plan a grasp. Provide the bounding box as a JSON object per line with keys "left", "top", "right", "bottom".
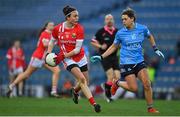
{"left": 7, "top": 22, "right": 61, "bottom": 98}
{"left": 6, "top": 40, "right": 26, "bottom": 97}
{"left": 46, "top": 5, "right": 101, "bottom": 113}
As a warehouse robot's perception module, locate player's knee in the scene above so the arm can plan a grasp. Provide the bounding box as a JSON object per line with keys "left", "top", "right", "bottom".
{"left": 86, "top": 78, "right": 89, "bottom": 85}
{"left": 130, "top": 86, "right": 138, "bottom": 92}
{"left": 24, "top": 71, "right": 31, "bottom": 78}
{"left": 79, "top": 77, "right": 86, "bottom": 85}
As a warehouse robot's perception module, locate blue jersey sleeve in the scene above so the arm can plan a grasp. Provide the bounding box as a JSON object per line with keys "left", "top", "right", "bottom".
{"left": 144, "top": 26, "right": 151, "bottom": 38}
{"left": 113, "top": 31, "right": 121, "bottom": 45}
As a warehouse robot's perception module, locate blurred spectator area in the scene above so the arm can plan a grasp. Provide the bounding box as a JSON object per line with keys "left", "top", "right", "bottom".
{"left": 0, "top": 0, "right": 180, "bottom": 98}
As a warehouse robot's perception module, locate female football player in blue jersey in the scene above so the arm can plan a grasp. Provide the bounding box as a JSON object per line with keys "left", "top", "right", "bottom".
{"left": 90, "top": 8, "right": 164, "bottom": 113}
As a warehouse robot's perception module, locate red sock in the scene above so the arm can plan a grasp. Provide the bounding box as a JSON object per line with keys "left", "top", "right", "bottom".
{"left": 106, "top": 81, "right": 113, "bottom": 86}
{"left": 89, "top": 97, "right": 96, "bottom": 106}
{"left": 74, "top": 87, "right": 81, "bottom": 93}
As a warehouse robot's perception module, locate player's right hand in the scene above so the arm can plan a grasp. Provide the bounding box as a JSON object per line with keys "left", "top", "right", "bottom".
{"left": 90, "top": 55, "right": 103, "bottom": 63}
{"left": 54, "top": 53, "right": 64, "bottom": 65}
{"left": 101, "top": 43, "right": 107, "bottom": 50}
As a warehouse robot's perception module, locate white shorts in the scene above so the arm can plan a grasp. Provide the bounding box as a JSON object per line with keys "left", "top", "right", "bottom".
{"left": 29, "top": 57, "right": 44, "bottom": 68}
{"left": 9, "top": 67, "right": 23, "bottom": 76}
{"left": 63, "top": 55, "right": 88, "bottom": 71}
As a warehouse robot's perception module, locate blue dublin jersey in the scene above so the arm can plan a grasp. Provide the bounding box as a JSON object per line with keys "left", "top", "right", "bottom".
{"left": 114, "top": 23, "right": 151, "bottom": 64}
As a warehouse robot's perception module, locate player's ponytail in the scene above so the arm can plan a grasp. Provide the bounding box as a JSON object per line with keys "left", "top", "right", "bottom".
{"left": 38, "top": 22, "right": 50, "bottom": 37}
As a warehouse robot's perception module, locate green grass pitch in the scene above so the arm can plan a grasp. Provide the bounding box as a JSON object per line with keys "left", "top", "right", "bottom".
{"left": 0, "top": 97, "right": 179, "bottom": 116}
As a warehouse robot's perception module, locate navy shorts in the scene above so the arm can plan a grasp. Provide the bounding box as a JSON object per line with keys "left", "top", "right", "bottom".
{"left": 120, "top": 61, "right": 147, "bottom": 78}
{"left": 101, "top": 56, "right": 119, "bottom": 71}
{"left": 67, "top": 64, "right": 88, "bottom": 72}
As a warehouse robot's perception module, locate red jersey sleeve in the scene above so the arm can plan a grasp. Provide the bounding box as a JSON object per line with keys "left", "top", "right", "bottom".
{"left": 76, "top": 24, "right": 84, "bottom": 40}
{"left": 37, "top": 31, "right": 50, "bottom": 47}
{"left": 52, "top": 25, "right": 59, "bottom": 40}
{"left": 40, "top": 32, "right": 50, "bottom": 41}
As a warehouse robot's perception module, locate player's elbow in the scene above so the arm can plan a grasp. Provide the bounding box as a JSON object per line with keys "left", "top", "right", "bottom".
{"left": 73, "top": 48, "right": 81, "bottom": 54}
{"left": 44, "top": 43, "right": 49, "bottom": 47}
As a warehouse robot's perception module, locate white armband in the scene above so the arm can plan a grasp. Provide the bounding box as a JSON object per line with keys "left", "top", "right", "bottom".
{"left": 73, "top": 40, "right": 83, "bottom": 54}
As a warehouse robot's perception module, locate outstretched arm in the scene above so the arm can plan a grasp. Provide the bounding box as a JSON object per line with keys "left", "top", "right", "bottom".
{"left": 148, "top": 34, "right": 164, "bottom": 59}
{"left": 148, "top": 34, "right": 156, "bottom": 47}
{"left": 90, "top": 43, "right": 119, "bottom": 63}
{"left": 102, "top": 43, "right": 119, "bottom": 58}
{"left": 90, "top": 31, "right": 121, "bottom": 63}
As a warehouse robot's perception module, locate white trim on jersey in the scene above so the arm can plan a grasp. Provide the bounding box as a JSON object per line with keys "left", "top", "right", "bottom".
{"left": 62, "top": 22, "right": 65, "bottom": 32}
{"left": 60, "top": 45, "right": 66, "bottom": 55}
{"left": 59, "top": 25, "right": 62, "bottom": 32}
{"left": 59, "top": 22, "right": 67, "bottom": 55}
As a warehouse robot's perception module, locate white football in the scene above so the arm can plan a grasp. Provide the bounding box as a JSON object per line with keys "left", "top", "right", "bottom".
{"left": 45, "top": 53, "right": 57, "bottom": 67}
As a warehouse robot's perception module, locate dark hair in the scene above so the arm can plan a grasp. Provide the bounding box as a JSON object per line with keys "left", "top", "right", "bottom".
{"left": 63, "top": 5, "right": 76, "bottom": 18}
{"left": 121, "top": 7, "right": 136, "bottom": 21}
{"left": 38, "top": 22, "right": 50, "bottom": 37}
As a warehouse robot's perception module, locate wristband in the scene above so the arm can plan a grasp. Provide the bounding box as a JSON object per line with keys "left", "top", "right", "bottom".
{"left": 152, "top": 45, "right": 158, "bottom": 51}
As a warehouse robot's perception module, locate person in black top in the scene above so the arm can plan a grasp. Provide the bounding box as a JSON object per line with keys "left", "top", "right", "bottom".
{"left": 91, "top": 14, "right": 120, "bottom": 102}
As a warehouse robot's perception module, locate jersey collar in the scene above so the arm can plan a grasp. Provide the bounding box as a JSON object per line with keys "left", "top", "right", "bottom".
{"left": 104, "top": 25, "right": 115, "bottom": 35}
{"left": 124, "top": 23, "right": 137, "bottom": 31}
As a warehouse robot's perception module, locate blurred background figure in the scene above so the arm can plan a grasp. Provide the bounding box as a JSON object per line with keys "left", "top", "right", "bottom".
{"left": 91, "top": 14, "right": 120, "bottom": 102}
{"left": 6, "top": 22, "right": 61, "bottom": 98}
{"left": 62, "top": 79, "right": 73, "bottom": 97}
{"left": 6, "top": 40, "right": 26, "bottom": 97}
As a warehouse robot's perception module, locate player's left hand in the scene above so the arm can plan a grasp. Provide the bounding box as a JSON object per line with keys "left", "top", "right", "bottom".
{"left": 54, "top": 53, "right": 64, "bottom": 65}
{"left": 90, "top": 55, "right": 103, "bottom": 63}
{"left": 155, "top": 49, "right": 165, "bottom": 59}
